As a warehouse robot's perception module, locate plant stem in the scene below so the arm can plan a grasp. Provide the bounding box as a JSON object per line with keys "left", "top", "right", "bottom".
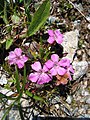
{"left": 15, "top": 65, "right": 20, "bottom": 93}
{"left": 18, "top": 102, "right": 24, "bottom": 120}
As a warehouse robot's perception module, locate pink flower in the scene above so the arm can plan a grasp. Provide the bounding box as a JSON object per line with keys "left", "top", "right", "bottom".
{"left": 47, "top": 29, "right": 63, "bottom": 44}
{"left": 28, "top": 62, "right": 52, "bottom": 84}
{"left": 59, "top": 58, "right": 74, "bottom": 80}
{"left": 45, "top": 54, "right": 66, "bottom": 76}
{"left": 8, "top": 48, "right": 28, "bottom": 69}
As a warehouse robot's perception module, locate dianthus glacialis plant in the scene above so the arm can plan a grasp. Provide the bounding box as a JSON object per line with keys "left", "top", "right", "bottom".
{"left": 28, "top": 29, "right": 74, "bottom": 85}
{"left": 7, "top": 29, "right": 74, "bottom": 86}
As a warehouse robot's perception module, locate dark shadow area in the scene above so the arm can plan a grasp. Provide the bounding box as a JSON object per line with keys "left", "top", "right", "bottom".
{"left": 33, "top": 116, "right": 90, "bottom": 120}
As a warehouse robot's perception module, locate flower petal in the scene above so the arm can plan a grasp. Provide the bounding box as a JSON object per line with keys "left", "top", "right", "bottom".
{"left": 67, "top": 72, "right": 72, "bottom": 80}
{"left": 31, "top": 61, "right": 42, "bottom": 71}
{"left": 48, "top": 30, "right": 54, "bottom": 36}
{"left": 14, "top": 48, "right": 22, "bottom": 57}
{"left": 51, "top": 54, "right": 59, "bottom": 62}
{"left": 45, "top": 60, "right": 54, "bottom": 69}
{"left": 9, "top": 60, "right": 16, "bottom": 65}
{"left": 43, "top": 65, "right": 49, "bottom": 72}
{"left": 60, "top": 78, "right": 68, "bottom": 85}
{"left": 21, "top": 55, "right": 28, "bottom": 62}
{"left": 50, "top": 67, "right": 57, "bottom": 76}
{"left": 37, "top": 73, "right": 52, "bottom": 84}
{"left": 57, "top": 67, "right": 66, "bottom": 75}
{"left": 47, "top": 37, "right": 55, "bottom": 44}
{"left": 59, "top": 58, "right": 70, "bottom": 67}
{"left": 69, "top": 65, "right": 74, "bottom": 73}
{"left": 54, "top": 30, "right": 63, "bottom": 44}
{"left": 55, "top": 36, "right": 63, "bottom": 44}
{"left": 54, "top": 30, "right": 63, "bottom": 36}
{"left": 28, "top": 72, "right": 39, "bottom": 82}
{"left": 16, "top": 60, "right": 24, "bottom": 68}
{"left": 8, "top": 51, "right": 16, "bottom": 60}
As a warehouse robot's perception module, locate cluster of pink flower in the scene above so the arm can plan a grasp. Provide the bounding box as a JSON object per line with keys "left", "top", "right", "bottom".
{"left": 8, "top": 29, "right": 74, "bottom": 85}
{"left": 28, "top": 54, "right": 74, "bottom": 85}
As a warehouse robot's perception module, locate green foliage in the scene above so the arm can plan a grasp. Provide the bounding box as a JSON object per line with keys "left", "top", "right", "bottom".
{"left": 0, "top": 0, "right": 4, "bottom": 15}
{"left": 26, "top": 90, "right": 44, "bottom": 101}
{"left": 24, "top": 0, "right": 32, "bottom": 22}
{"left": 19, "top": 0, "right": 23, "bottom": 3}
{"left": 6, "top": 38, "right": 13, "bottom": 50}
{"left": 11, "top": 14, "right": 20, "bottom": 24}
{"left": 27, "top": 0, "right": 50, "bottom": 36}
{"left": 15, "top": 65, "right": 20, "bottom": 93}
{"left": 0, "top": 93, "right": 7, "bottom": 98}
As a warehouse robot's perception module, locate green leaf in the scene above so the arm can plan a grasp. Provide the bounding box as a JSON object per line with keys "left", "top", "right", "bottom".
{"left": 0, "top": 93, "right": 7, "bottom": 98}
{"left": 18, "top": 65, "right": 26, "bottom": 99}
{"left": 25, "top": 0, "right": 32, "bottom": 22}
{"left": 15, "top": 65, "right": 20, "bottom": 93}
{"left": 1, "top": 100, "right": 16, "bottom": 120}
{"left": 26, "top": 90, "right": 44, "bottom": 101}
{"left": 11, "top": 14, "right": 20, "bottom": 24}
{"left": 19, "top": 0, "right": 23, "bottom": 3}
{"left": 27, "top": 0, "right": 50, "bottom": 36}
{"left": 6, "top": 38, "right": 13, "bottom": 50}
{"left": 0, "top": 1, "right": 4, "bottom": 15}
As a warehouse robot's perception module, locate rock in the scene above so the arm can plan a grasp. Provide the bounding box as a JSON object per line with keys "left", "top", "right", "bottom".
{"left": 55, "top": 104, "right": 59, "bottom": 109}
{"left": 81, "top": 90, "right": 89, "bottom": 96}
{"left": 0, "top": 87, "right": 14, "bottom": 96}
{"left": 9, "top": 109, "right": 20, "bottom": 120}
{"left": 48, "top": 16, "right": 58, "bottom": 24}
{"left": 66, "top": 95, "right": 72, "bottom": 104}
{"left": 78, "top": 108, "right": 86, "bottom": 114}
{"left": 71, "top": 107, "right": 78, "bottom": 116}
{"left": 0, "top": 74, "right": 7, "bottom": 85}
{"left": 86, "top": 97, "right": 90, "bottom": 104}
{"left": 62, "top": 30, "right": 79, "bottom": 61}
{"left": 72, "top": 61, "right": 88, "bottom": 80}
{"left": 51, "top": 96, "right": 60, "bottom": 104}
{"left": 86, "top": 16, "right": 90, "bottom": 22}
{"left": 87, "top": 109, "right": 90, "bottom": 114}
{"left": 73, "top": 20, "right": 81, "bottom": 27}
{"left": 87, "top": 24, "right": 90, "bottom": 30}
{"left": 84, "top": 81, "right": 88, "bottom": 88}
{"left": 84, "top": 114, "right": 90, "bottom": 118}
{"left": 75, "top": 3, "right": 83, "bottom": 12}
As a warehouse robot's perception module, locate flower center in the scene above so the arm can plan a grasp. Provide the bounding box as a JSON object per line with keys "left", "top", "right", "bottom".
{"left": 54, "top": 62, "right": 58, "bottom": 68}
{"left": 54, "top": 32, "right": 58, "bottom": 40}
{"left": 39, "top": 69, "right": 44, "bottom": 74}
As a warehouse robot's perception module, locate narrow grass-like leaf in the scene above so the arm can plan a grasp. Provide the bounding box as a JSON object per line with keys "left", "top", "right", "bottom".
{"left": 18, "top": 65, "right": 26, "bottom": 100}
{"left": 6, "top": 38, "right": 13, "bottom": 50}
{"left": 15, "top": 65, "right": 20, "bottom": 93}
{"left": 3, "top": 0, "right": 8, "bottom": 24}
{"left": 0, "top": 93, "right": 16, "bottom": 100}
{"left": 27, "top": 0, "right": 50, "bottom": 36}
{"left": 0, "top": 93, "right": 6, "bottom": 98}
{"left": 0, "top": 1, "right": 4, "bottom": 15}
{"left": 1, "top": 100, "right": 16, "bottom": 120}
{"left": 26, "top": 90, "right": 44, "bottom": 101}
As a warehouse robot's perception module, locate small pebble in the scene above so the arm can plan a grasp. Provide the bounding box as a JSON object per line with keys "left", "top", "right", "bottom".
{"left": 86, "top": 16, "right": 90, "bottom": 22}
{"left": 55, "top": 104, "right": 59, "bottom": 109}
{"left": 66, "top": 95, "right": 72, "bottom": 104}
{"left": 81, "top": 90, "right": 89, "bottom": 96}
{"left": 86, "top": 97, "right": 90, "bottom": 104}
{"left": 87, "top": 24, "right": 90, "bottom": 30}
